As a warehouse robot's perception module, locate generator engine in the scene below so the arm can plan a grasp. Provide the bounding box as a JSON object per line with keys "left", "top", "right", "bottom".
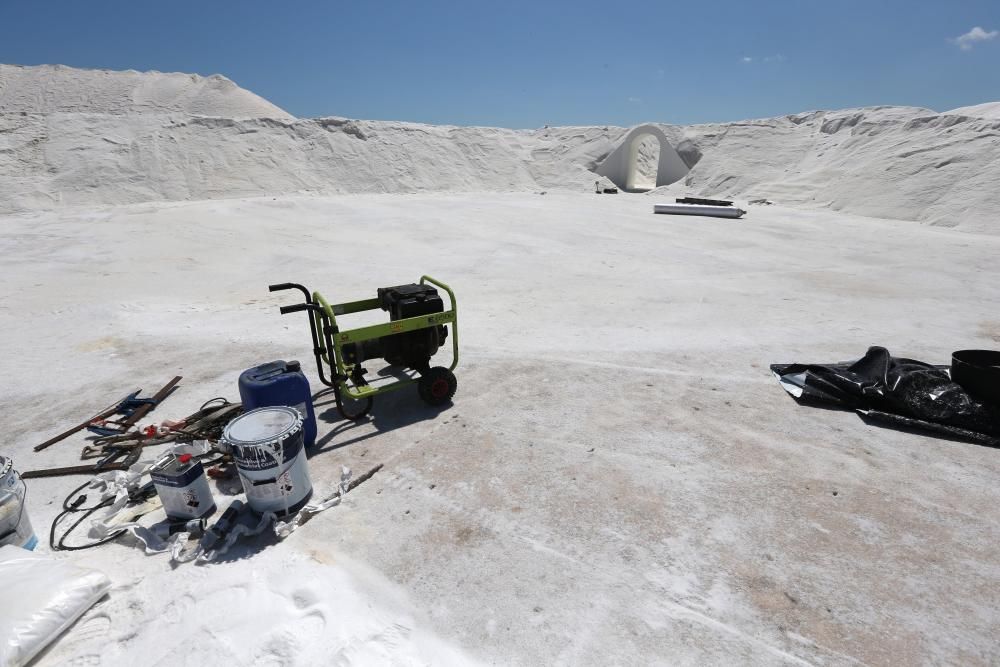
{"left": 341, "top": 283, "right": 449, "bottom": 371}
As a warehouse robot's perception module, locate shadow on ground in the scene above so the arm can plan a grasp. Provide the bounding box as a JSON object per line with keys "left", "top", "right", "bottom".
{"left": 308, "top": 386, "right": 450, "bottom": 456}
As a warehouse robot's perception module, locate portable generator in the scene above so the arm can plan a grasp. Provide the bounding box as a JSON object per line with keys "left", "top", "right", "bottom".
{"left": 269, "top": 276, "right": 458, "bottom": 420}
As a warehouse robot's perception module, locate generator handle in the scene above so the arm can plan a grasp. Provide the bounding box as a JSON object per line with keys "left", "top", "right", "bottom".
{"left": 420, "top": 275, "right": 458, "bottom": 372}
{"left": 419, "top": 275, "right": 455, "bottom": 307}
{"left": 268, "top": 282, "right": 312, "bottom": 302}
{"left": 279, "top": 303, "right": 315, "bottom": 315}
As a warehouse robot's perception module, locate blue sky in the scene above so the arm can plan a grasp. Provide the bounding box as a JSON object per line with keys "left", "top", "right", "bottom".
{"left": 2, "top": 1, "right": 998, "bottom": 127}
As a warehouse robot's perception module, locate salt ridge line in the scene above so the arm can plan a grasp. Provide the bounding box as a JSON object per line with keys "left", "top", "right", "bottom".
{"left": 1, "top": 64, "right": 999, "bottom": 233}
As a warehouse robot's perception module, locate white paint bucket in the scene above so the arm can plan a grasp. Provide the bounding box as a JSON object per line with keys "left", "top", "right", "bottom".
{"left": 222, "top": 407, "right": 313, "bottom": 516}
{"left": 0, "top": 455, "right": 37, "bottom": 551}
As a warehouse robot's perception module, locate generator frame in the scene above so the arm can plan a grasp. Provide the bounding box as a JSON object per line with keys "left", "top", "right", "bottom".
{"left": 269, "top": 275, "right": 458, "bottom": 420}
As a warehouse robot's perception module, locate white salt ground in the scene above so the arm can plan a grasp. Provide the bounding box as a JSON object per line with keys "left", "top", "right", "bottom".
{"left": 2, "top": 192, "right": 998, "bottom": 666}
{"left": 34, "top": 545, "right": 477, "bottom": 666}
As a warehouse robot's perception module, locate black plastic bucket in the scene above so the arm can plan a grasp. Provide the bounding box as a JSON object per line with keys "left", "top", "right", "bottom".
{"left": 951, "top": 350, "right": 1000, "bottom": 407}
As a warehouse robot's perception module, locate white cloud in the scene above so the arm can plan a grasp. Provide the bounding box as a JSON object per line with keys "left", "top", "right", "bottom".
{"left": 954, "top": 26, "right": 998, "bottom": 51}
{"left": 627, "top": 96, "right": 642, "bottom": 104}
{"left": 741, "top": 54, "right": 783, "bottom": 64}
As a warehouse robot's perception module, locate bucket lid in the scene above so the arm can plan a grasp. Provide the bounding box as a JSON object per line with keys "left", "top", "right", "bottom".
{"left": 151, "top": 451, "right": 203, "bottom": 477}
{"left": 243, "top": 360, "right": 302, "bottom": 382}
{"left": 223, "top": 406, "right": 302, "bottom": 446}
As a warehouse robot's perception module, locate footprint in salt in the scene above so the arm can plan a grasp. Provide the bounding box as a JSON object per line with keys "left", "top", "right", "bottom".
{"left": 252, "top": 589, "right": 328, "bottom": 667}
{"left": 291, "top": 588, "right": 320, "bottom": 610}
{"left": 255, "top": 631, "right": 303, "bottom": 667}
{"left": 54, "top": 611, "right": 112, "bottom": 666}
{"left": 377, "top": 622, "right": 413, "bottom": 650}
{"left": 69, "top": 612, "right": 112, "bottom": 643}
{"left": 160, "top": 593, "right": 197, "bottom": 624}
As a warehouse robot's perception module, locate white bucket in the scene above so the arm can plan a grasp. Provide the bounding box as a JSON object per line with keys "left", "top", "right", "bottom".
{"left": 222, "top": 407, "right": 313, "bottom": 516}
{"left": 1, "top": 456, "right": 37, "bottom": 551}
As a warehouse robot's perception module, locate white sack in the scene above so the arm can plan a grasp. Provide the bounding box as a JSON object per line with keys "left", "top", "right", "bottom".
{"left": 0, "top": 545, "right": 111, "bottom": 667}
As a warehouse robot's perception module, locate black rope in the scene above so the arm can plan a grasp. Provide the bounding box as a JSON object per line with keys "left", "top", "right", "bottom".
{"left": 199, "top": 397, "right": 232, "bottom": 411}
{"left": 50, "top": 481, "right": 123, "bottom": 551}
{"left": 50, "top": 479, "right": 160, "bottom": 551}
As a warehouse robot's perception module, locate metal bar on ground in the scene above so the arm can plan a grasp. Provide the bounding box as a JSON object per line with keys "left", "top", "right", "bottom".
{"left": 117, "top": 376, "right": 182, "bottom": 429}
{"left": 654, "top": 203, "right": 746, "bottom": 218}
{"left": 33, "top": 389, "right": 141, "bottom": 452}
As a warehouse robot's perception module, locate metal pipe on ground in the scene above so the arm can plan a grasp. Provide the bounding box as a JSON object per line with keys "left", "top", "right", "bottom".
{"left": 653, "top": 203, "right": 747, "bottom": 218}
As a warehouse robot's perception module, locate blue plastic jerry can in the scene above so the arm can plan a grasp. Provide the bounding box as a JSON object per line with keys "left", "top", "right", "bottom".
{"left": 237, "top": 360, "right": 318, "bottom": 447}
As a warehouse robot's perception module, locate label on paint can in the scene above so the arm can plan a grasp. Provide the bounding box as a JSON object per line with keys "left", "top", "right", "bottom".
{"left": 224, "top": 407, "right": 313, "bottom": 516}
{"left": 151, "top": 455, "right": 217, "bottom": 521}
{"left": 240, "top": 449, "right": 310, "bottom": 506}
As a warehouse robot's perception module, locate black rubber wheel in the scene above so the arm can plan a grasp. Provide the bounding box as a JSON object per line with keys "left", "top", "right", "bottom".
{"left": 418, "top": 367, "right": 457, "bottom": 406}
{"left": 337, "top": 394, "right": 373, "bottom": 421}
{"left": 334, "top": 385, "right": 373, "bottom": 421}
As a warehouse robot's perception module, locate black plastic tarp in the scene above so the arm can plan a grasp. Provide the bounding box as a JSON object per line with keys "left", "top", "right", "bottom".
{"left": 771, "top": 346, "right": 1000, "bottom": 447}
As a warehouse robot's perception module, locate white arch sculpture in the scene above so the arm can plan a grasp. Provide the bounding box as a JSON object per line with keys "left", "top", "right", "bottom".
{"left": 595, "top": 124, "right": 690, "bottom": 192}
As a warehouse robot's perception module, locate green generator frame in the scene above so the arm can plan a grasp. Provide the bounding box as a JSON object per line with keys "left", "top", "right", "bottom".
{"left": 269, "top": 276, "right": 458, "bottom": 419}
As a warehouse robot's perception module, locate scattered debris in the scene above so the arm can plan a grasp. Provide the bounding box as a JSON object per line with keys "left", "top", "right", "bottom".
{"left": 348, "top": 463, "right": 383, "bottom": 492}
{"left": 23, "top": 399, "right": 240, "bottom": 479}
{"left": 34, "top": 376, "right": 181, "bottom": 451}
{"left": 49, "top": 471, "right": 164, "bottom": 551}
{"left": 676, "top": 196, "right": 734, "bottom": 206}
{"left": 21, "top": 446, "right": 144, "bottom": 480}
{"left": 196, "top": 499, "right": 249, "bottom": 561}
{"left": 771, "top": 346, "right": 1000, "bottom": 446}
{"left": 33, "top": 387, "right": 141, "bottom": 452}
{"left": 85, "top": 377, "right": 181, "bottom": 437}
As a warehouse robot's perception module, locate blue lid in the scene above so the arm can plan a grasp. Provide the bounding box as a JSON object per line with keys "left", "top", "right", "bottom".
{"left": 243, "top": 360, "right": 302, "bottom": 383}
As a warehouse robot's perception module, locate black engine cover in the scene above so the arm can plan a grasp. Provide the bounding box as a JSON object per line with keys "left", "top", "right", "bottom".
{"left": 377, "top": 284, "right": 444, "bottom": 320}
{"left": 341, "top": 283, "right": 448, "bottom": 370}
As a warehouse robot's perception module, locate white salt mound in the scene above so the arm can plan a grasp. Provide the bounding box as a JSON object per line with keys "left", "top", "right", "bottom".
{"left": 1, "top": 64, "right": 999, "bottom": 234}
{"left": 0, "top": 63, "right": 293, "bottom": 119}
{"left": 945, "top": 101, "right": 1000, "bottom": 120}
{"left": 654, "top": 106, "right": 1000, "bottom": 230}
